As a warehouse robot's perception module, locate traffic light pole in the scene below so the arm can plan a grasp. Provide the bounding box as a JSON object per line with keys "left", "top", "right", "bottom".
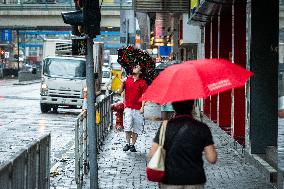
{"left": 86, "top": 0, "right": 100, "bottom": 186}
{"left": 61, "top": 0, "right": 100, "bottom": 187}
{"left": 17, "top": 30, "right": 20, "bottom": 72}
{"left": 86, "top": 35, "right": 99, "bottom": 189}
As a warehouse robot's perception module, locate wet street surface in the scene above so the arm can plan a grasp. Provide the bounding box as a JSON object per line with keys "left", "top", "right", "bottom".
{"left": 0, "top": 79, "right": 276, "bottom": 188}
{"left": 0, "top": 79, "right": 80, "bottom": 187}
{"left": 87, "top": 103, "right": 274, "bottom": 189}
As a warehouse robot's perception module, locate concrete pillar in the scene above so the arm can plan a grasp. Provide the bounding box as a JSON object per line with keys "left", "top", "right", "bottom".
{"left": 233, "top": 2, "right": 246, "bottom": 144}
{"left": 247, "top": 0, "right": 278, "bottom": 154}
{"left": 155, "top": 13, "right": 171, "bottom": 50}
{"left": 136, "top": 12, "right": 150, "bottom": 50}
{"left": 172, "top": 14, "right": 180, "bottom": 60}
{"left": 120, "top": 9, "right": 136, "bottom": 45}
{"left": 218, "top": 8, "right": 232, "bottom": 131}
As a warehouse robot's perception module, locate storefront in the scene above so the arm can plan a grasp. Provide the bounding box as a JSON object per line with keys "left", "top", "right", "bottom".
{"left": 189, "top": 0, "right": 280, "bottom": 187}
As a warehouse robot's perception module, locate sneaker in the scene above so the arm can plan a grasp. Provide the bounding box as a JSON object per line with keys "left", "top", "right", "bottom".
{"left": 123, "top": 144, "right": 130, "bottom": 151}
{"left": 129, "top": 145, "right": 137, "bottom": 152}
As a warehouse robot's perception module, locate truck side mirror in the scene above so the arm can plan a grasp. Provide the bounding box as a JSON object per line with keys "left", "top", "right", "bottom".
{"left": 32, "top": 67, "right": 37, "bottom": 74}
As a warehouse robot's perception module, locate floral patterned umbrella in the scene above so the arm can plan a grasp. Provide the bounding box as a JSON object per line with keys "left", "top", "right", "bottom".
{"left": 117, "top": 45, "right": 157, "bottom": 84}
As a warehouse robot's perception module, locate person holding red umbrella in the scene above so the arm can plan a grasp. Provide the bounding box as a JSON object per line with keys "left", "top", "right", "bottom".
{"left": 117, "top": 65, "right": 148, "bottom": 152}
{"left": 148, "top": 100, "right": 217, "bottom": 188}
{"left": 144, "top": 59, "right": 253, "bottom": 188}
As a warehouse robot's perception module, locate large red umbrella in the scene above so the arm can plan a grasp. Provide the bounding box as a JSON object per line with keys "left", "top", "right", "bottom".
{"left": 141, "top": 58, "right": 253, "bottom": 104}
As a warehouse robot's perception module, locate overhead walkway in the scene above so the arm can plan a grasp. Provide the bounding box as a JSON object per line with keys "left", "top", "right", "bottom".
{"left": 0, "top": 0, "right": 131, "bottom": 28}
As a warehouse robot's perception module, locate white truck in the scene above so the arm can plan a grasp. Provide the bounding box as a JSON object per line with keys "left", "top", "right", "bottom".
{"left": 40, "top": 39, "right": 103, "bottom": 113}
{"left": 101, "top": 66, "right": 112, "bottom": 93}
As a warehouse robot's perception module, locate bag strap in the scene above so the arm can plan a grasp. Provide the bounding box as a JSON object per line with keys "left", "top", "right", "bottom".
{"left": 159, "top": 120, "right": 168, "bottom": 146}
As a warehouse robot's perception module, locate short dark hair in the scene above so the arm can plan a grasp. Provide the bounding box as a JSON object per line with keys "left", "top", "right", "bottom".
{"left": 172, "top": 100, "right": 194, "bottom": 115}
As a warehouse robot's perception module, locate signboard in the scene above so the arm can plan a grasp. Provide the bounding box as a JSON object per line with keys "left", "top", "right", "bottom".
{"left": 1, "top": 30, "right": 12, "bottom": 42}
{"left": 4, "top": 52, "right": 9, "bottom": 59}
{"left": 72, "top": 38, "right": 87, "bottom": 56}
{"left": 159, "top": 46, "right": 172, "bottom": 56}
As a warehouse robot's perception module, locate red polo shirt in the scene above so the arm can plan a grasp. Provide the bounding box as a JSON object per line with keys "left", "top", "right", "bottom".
{"left": 124, "top": 76, "right": 147, "bottom": 110}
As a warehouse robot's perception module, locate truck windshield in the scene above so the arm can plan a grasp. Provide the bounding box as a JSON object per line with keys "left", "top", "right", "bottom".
{"left": 102, "top": 70, "right": 110, "bottom": 78}
{"left": 43, "top": 58, "right": 86, "bottom": 78}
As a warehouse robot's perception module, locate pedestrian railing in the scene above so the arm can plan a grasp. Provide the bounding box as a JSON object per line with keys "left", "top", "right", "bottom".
{"left": 0, "top": 2, "right": 133, "bottom": 10}
{"left": 0, "top": 134, "right": 51, "bottom": 189}
{"left": 75, "top": 93, "right": 113, "bottom": 189}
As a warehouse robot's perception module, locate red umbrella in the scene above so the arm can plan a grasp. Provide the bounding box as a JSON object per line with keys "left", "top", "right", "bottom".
{"left": 141, "top": 58, "right": 253, "bottom": 104}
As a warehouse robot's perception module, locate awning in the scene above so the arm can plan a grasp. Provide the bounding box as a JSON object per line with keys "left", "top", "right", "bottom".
{"left": 188, "top": 0, "right": 236, "bottom": 26}
{"left": 135, "top": 0, "right": 189, "bottom": 13}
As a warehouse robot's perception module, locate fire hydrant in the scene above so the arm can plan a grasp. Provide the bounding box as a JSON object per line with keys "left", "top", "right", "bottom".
{"left": 111, "top": 102, "right": 124, "bottom": 130}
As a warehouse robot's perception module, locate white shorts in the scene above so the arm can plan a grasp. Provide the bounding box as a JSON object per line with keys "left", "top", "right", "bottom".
{"left": 123, "top": 108, "right": 144, "bottom": 134}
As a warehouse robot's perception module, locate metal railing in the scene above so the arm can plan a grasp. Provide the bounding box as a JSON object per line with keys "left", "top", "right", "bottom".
{"left": 0, "top": 134, "right": 51, "bottom": 189}
{"left": 0, "top": 1, "right": 133, "bottom": 10}
{"left": 75, "top": 93, "right": 113, "bottom": 189}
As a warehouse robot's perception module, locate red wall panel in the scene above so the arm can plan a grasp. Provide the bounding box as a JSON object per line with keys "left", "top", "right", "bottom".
{"left": 233, "top": 2, "right": 246, "bottom": 144}
{"left": 219, "top": 9, "right": 232, "bottom": 129}
{"left": 211, "top": 18, "right": 218, "bottom": 122}
{"left": 204, "top": 24, "right": 211, "bottom": 117}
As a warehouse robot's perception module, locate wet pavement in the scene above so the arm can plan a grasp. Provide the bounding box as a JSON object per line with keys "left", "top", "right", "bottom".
{"left": 0, "top": 80, "right": 276, "bottom": 188}
{"left": 88, "top": 103, "right": 274, "bottom": 189}
{"left": 0, "top": 79, "right": 80, "bottom": 188}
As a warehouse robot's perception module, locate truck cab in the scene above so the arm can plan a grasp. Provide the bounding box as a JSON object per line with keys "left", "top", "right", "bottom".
{"left": 40, "top": 39, "right": 103, "bottom": 113}
{"left": 40, "top": 56, "right": 87, "bottom": 112}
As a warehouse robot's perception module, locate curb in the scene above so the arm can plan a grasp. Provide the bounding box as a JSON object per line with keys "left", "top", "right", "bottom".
{"left": 13, "top": 80, "right": 41, "bottom": 85}
{"left": 245, "top": 151, "right": 277, "bottom": 186}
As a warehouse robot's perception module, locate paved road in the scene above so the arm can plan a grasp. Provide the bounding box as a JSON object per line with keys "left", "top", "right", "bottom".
{"left": 0, "top": 79, "right": 80, "bottom": 187}
{"left": 94, "top": 103, "right": 275, "bottom": 189}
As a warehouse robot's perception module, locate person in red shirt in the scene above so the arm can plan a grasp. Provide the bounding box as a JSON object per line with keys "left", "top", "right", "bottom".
{"left": 118, "top": 65, "right": 147, "bottom": 152}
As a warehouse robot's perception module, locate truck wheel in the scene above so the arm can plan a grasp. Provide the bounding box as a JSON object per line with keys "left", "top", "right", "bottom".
{"left": 41, "top": 103, "right": 50, "bottom": 113}
{"left": 53, "top": 106, "right": 58, "bottom": 113}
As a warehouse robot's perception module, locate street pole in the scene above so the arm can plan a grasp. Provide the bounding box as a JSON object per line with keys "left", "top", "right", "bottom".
{"left": 86, "top": 35, "right": 98, "bottom": 188}
{"left": 85, "top": 0, "right": 100, "bottom": 187}
{"left": 61, "top": 0, "right": 100, "bottom": 186}
{"left": 17, "top": 30, "right": 20, "bottom": 73}
{"left": 126, "top": 18, "right": 129, "bottom": 45}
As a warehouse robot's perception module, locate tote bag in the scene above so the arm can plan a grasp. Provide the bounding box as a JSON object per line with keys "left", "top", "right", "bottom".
{"left": 146, "top": 120, "right": 167, "bottom": 182}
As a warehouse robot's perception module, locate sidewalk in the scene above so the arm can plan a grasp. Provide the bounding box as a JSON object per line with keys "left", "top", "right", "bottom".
{"left": 95, "top": 103, "right": 275, "bottom": 189}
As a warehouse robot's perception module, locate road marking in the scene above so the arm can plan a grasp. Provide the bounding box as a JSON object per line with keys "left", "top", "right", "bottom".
{"left": 0, "top": 95, "right": 39, "bottom": 100}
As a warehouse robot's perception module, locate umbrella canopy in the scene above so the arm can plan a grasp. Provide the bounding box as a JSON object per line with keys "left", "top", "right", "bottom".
{"left": 141, "top": 58, "right": 253, "bottom": 104}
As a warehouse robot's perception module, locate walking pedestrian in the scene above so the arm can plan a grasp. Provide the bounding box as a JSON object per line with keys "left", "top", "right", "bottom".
{"left": 117, "top": 65, "right": 148, "bottom": 152}
{"left": 148, "top": 100, "right": 217, "bottom": 188}
{"left": 82, "top": 88, "right": 88, "bottom": 112}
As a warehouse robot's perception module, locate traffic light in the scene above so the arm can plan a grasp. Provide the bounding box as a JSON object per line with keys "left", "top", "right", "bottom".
{"left": 0, "top": 50, "right": 5, "bottom": 59}
{"left": 61, "top": 9, "right": 84, "bottom": 36}
{"left": 61, "top": 10, "right": 83, "bottom": 26}
{"left": 61, "top": 0, "right": 101, "bottom": 37}
{"left": 83, "top": 0, "right": 101, "bottom": 37}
